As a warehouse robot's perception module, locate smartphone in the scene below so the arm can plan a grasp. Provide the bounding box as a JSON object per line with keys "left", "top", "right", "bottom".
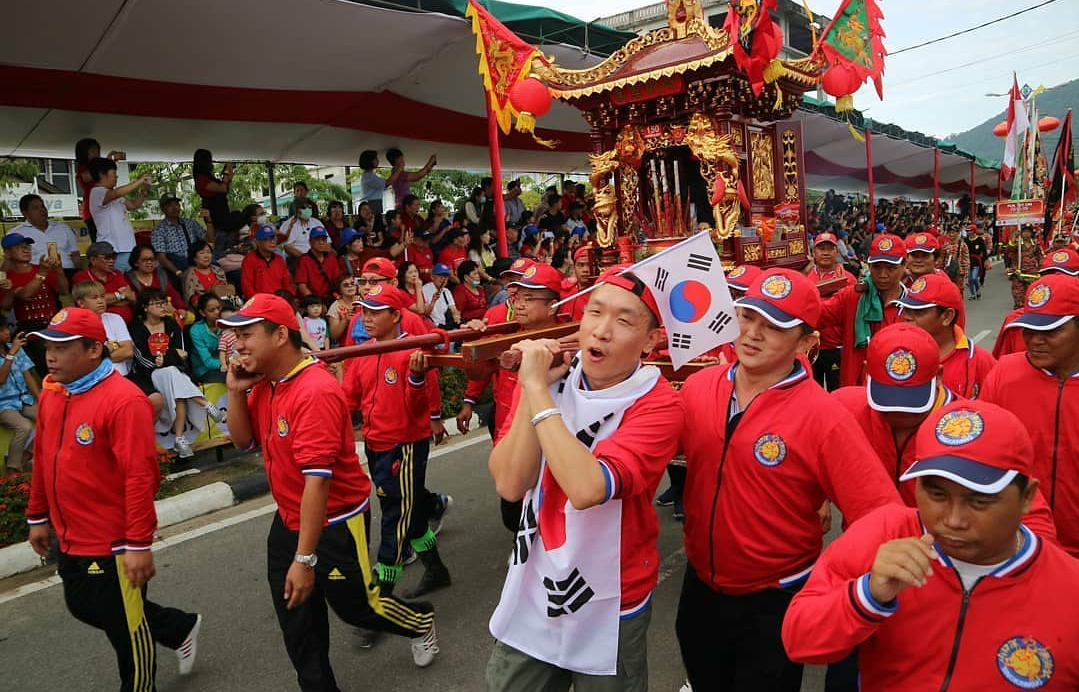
{"left": 47, "top": 241, "right": 59, "bottom": 263}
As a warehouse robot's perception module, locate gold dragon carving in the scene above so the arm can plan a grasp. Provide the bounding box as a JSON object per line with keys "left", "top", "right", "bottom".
{"left": 782, "top": 130, "right": 800, "bottom": 202}
{"left": 749, "top": 131, "right": 775, "bottom": 201}
{"left": 589, "top": 149, "right": 622, "bottom": 248}
{"left": 684, "top": 113, "right": 741, "bottom": 241}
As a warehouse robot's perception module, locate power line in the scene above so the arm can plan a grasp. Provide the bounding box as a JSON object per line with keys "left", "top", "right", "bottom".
{"left": 891, "top": 0, "right": 1059, "bottom": 55}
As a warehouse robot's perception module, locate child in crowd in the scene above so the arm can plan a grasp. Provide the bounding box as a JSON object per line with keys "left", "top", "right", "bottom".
{"left": 301, "top": 295, "right": 328, "bottom": 350}
{"left": 217, "top": 307, "right": 238, "bottom": 375}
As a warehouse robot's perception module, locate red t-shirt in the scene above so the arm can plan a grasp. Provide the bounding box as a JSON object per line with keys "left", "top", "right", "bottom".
{"left": 404, "top": 242, "right": 435, "bottom": 281}
{"left": 437, "top": 245, "right": 468, "bottom": 274}
{"left": 193, "top": 267, "right": 220, "bottom": 293}
{"left": 246, "top": 357, "right": 371, "bottom": 530}
{"left": 498, "top": 375, "right": 684, "bottom": 609}
{"left": 295, "top": 251, "right": 341, "bottom": 300}
{"left": 452, "top": 284, "right": 487, "bottom": 321}
{"left": 73, "top": 268, "right": 133, "bottom": 323}
{"left": 6, "top": 265, "right": 61, "bottom": 324}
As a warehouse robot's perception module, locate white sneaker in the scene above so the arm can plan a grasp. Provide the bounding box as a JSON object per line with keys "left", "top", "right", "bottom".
{"left": 174, "top": 437, "right": 194, "bottom": 459}
{"left": 205, "top": 403, "right": 227, "bottom": 424}
{"left": 177, "top": 614, "right": 202, "bottom": 675}
{"left": 430, "top": 494, "right": 453, "bottom": 535}
{"left": 679, "top": 683, "right": 692, "bottom": 692}
{"left": 410, "top": 622, "right": 439, "bottom": 667}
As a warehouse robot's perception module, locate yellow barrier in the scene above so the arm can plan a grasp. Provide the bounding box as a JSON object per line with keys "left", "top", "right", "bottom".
{"left": 0, "top": 217, "right": 202, "bottom": 255}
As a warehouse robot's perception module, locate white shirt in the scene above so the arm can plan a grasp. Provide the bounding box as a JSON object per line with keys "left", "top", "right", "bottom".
{"left": 11, "top": 220, "right": 81, "bottom": 269}
{"left": 281, "top": 218, "right": 323, "bottom": 255}
{"left": 101, "top": 312, "right": 133, "bottom": 376}
{"left": 422, "top": 281, "right": 456, "bottom": 328}
{"left": 89, "top": 186, "right": 136, "bottom": 252}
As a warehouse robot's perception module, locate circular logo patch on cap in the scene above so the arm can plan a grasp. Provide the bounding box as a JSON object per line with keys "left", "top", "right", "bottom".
{"left": 50, "top": 309, "right": 68, "bottom": 326}
{"left": 276, "top": 416, "right": 289, "bottom": 437}
{"left": 935, "top": 409, "right": 984, "bottom": 446}
{"left": 909, "top": 277, "right": 928, "bottom": 294}
{"left": 511, "top": 258, "right": 528, "bottom": 270}
{"left": 1027, "top": 284, "right": 1051, "bottom": 309}
{"left": 242, "top": 297, "right": 256, "bottom": 309}
{"left": 1051, "top": 250, "right": 1070, "bottom": 263}
{"left": 884, "top": 349, "right": 918, "bottom": 382}
{"left": 384, "top": 366, "right": 398, "bottom": 385}
{"left": 761, "top": 275, "right": 793, "bottom": 300}
{"left": 877, "top": 238, "right": 894, "bottom": 251}
{"left": 75, "top": 423, "right": 94, "bottom": 446}
{"left": 915, "top": 234, "right": 928, "bottom": 244}
{"left": 523, "top": 265, "right": 538, "bottom": 279}
{"left": 367, "top": 283, "right": 386, "bottom": 298}
{"left": 728, "top": 266, "right": 747, "bottom": 279}
{"left": 753, "top": 434, "right": 787, "bottom": 467}
{"left": 997, "top": 636, "right": 1054, "bottom": 689}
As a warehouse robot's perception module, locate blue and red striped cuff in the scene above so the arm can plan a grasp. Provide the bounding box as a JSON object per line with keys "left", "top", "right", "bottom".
{"left": 26, "top": 514, "right": 49, "bottom": 526}
{"left": 849, "top": 573, "right": 898, "bottom": 622}
{"left": 408, "top": 373, "right": 426, "bottom": 387}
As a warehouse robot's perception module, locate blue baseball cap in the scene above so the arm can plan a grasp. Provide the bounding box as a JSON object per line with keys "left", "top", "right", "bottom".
{"left": 876, "top": 222, "right": 886, "bottom": 232}
{"left": 1, "top": 233, "right": 34, "bottom": 250}
{"left": 432, "top": 263, "right": 451, "bottom": 276}
{"left": 339, "top": 227, "right": 361, "bottom": 248}
{"left": 254, "top": 225, "right": 277, "bottom": 241}
{"left": 309, "top": 227, "right": 329, "bottom": 240}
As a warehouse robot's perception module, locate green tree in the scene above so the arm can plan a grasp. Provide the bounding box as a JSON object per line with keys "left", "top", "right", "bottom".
{"left": 0, "top": 158, "right": 40, "bottom": 216}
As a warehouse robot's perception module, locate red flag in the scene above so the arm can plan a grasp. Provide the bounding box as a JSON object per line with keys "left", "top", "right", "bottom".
{"left": 1045, "top": 109, "right": 1076, "bottom": 231}
{"left": 465, "top": 0, "right": 543, "bottom": 135}
{"left": 1001, "top": 75, "right": 1030, "bottom": 182}
{"left": 723, "top": 0, "right": 783, "bottom": 95}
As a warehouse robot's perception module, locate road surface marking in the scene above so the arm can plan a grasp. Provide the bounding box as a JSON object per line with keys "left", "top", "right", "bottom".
{"left": 972, "top": 329, "right": 991, "bottom": 344}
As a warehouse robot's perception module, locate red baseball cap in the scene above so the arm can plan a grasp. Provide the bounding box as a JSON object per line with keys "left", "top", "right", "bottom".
{"left": 572, "top": 245, "right": 593, "bottom": 262}
{"left": 362, "top": 257, "right": 397, "bottom": 279}
{"left": 902, "top": 400, "right": 1034, "bottom": 494}
{"left": 218, "top": 293, "right": 300, "bottom": 331}
{"left": 1040, "top": 247, "right": 1079, "bottom": 276}
{"left": 595, "top": 264, "right": 661, "bottom": 324}
{"left": 894, "top": 273, "right": 963, "bottom": 314}
{"left": 1006, "top": 274, "right": 1079, "bottom": 331}
{"left": 31, "top": 307, "right": 107, "bottom": 343}
{"left": 905, "top": 232, "right": 939, "bottom": 254}
{"left": 725, "top": 264, "right": 762, "bottom": 293}
{"left": 868, "top": 234, "right": 906, "bottom": 264}
{"left": 814, "top": 232, "right": 838, "bottom": 247}
{"left": 922, "top": 225, "right": 940, "bottom": 238}
{"left": 865, "top": 323, "right": 941, "bottom": 413}
{"left": 737, "top": 268, "right": 821, "bottom": 329}
{"left": 501, "top": 257, "right": 536, "bottom": 277}
{"left": 508, "top": 263, "right": 564, "bottom": 294}
{"left": 358, "top": 284, "right": 413, "bottom": 311}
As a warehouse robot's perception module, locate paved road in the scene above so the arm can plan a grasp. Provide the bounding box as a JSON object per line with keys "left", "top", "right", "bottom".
{"left": 0, "top": 268, "right": 1014, "bottom": 692}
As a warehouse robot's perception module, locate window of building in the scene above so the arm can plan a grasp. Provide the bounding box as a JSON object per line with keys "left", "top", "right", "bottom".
{"left": 708, "top": 11, "right": 727, "bottom": 28}
{"left": 788, "top": 16, "right": 813, "bottom": 56}
{"left": 38, "top": 159, "right": 73, "bottom": 194}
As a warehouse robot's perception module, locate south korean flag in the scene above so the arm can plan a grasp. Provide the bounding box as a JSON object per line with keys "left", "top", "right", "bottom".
{"left": 631, "top": 231, "right": 740, "bottom": 369}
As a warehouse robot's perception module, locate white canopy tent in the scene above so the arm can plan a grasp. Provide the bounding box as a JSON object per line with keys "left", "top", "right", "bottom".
{"left": 0, "top": 0, "right": 999, "bottom": 198}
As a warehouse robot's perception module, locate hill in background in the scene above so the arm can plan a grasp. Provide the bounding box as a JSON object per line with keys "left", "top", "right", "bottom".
{"left": 948, "top": 78, "right": 1079, "bottom": 164}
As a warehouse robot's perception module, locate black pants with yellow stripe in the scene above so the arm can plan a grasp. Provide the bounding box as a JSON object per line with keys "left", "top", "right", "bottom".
{"left": 57, "top": 552, "right": 197, "bottom": 692}
{"left": 367, "top": 438, "right": 434, "bottom": 566}
{"left": 267, "top": 510, "right": 435, "bottom": 692}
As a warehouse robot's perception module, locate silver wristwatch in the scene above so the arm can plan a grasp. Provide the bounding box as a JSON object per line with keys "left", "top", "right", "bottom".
{"left": 294, "top": 553, "right": 318, "bottom": 568}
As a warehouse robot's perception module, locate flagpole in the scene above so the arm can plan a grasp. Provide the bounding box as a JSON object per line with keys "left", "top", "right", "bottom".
{"left": 932, "top": 147, "right": 940, "bottom": 225}
{"left": 969, "top": 159, "right": 976, "bottom": 225}
{"left": 551, "top": 231, "right": 714, "bottom": 309}
{"left": 866, "top": 129, "right": 876, "bottom": 232}
{"left": 486, "top": 95, "right": 508, "bottom": 258}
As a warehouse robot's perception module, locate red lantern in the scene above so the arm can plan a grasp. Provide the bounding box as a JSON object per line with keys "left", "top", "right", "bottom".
{"left": 821, "top": 64, "right": 860, "bottom": 113}
{"left": 993, "top": 121, "right": 1008, "bottom": 138}
{"left": 1038, "top": 116, "right": 1060, "bottom": 132}
{"left": 509, "top": 77, "right": 552, "bottom": 118}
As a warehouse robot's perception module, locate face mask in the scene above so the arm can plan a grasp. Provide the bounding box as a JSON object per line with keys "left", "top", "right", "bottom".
{"left": 256, "top": 214, "right": 268, "bottom": 225}
{"left": 300, "top": 208, "right": 313, "bottom": 221}
{"left": 471, "top": 279, "right": 481, "bottom": 287}
{"left": 479, "top": 196, "right": 486, "bottom": 204}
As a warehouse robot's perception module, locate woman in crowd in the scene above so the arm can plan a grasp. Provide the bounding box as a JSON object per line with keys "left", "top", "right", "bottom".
{"left": 75, "top": 138, "right": 124, "bottom": 243}
{"left": 327, "top": 274, "right": 359, "bottom": 344}
{"left": 353, "top": 200, "right": 383, "bottom": 236}
{"left": 452, "top": 260, "right": 487, "bottom": 322}
{"left": 0, "top": 324, "right": 39, "bottom": 474}
{"left": 237, "top": 203, "right": 267, "bottom": 243}
{"left": 128, "top": 288, "right": 225, "bottom": 459}
{"left": 338, "top": 227, "right": 375, "bottom": 277}
{"left": 467, "top": 227, "right": 496, "bottom": 283}
{"left": 182, "top": 240, "right": 235, "bottom": 307}
{"left": 323, "top": 200, "right": 349, "bottom": 247}
{"left": 358, "top": 150, "right": 387, "bottom": 217}
{"left": 126, "top": 244, "right": 188, "bottom": 315}
{"left": 193, "top": 149, "right": 240, "bottom": 257}
{"left": 189, "top": 293, "right": 226, "bottom": 384}
{"left": 397, "top": 261, "right": 427, "bottom": 317}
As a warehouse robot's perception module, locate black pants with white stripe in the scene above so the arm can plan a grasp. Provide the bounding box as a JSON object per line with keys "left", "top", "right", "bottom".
{"left": 267, "top": 511, "right": 435, "bottom": 692}
{"left": 58, "top": 552, "right": 197, "bottom": 692}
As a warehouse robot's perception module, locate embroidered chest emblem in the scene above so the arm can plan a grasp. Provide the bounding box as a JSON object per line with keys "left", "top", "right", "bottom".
{"left": 75, "top": 423, "right": 95, "bottom": 446}
{"left": 753, "top": 433, "right": 787, "bottom": 467}
{"left": 276, "top": 416, "right": 289, "bottom": 437}
{"left": 997, "top": 636, "right": 1054, "bottom": 689}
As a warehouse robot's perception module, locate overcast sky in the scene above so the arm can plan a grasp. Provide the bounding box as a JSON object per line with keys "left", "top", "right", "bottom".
{"left": 516, "top": 0, "right": 1079, "bottom": 139}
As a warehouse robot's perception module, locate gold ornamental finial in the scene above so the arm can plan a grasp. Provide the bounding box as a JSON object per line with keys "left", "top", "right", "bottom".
{"left": 666, "top": 0, "right": 704, "bottom": 38}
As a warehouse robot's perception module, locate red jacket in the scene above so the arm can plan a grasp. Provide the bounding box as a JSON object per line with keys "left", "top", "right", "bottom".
{"left": 27, "top": 372, "right": 159, "bottom": 556}
{"left": 484, "top": 302, "right": 512, "bottom": 325}
{"left": 819, "top": 285, "right": 903, "bottom": 387}
{"left": 832, "top": 385, "right": 1058, "bottom": 542}
{"left": 241, "top": 251, "right": 294, "bottom": 298}
{"left": 247, "top": 358, "right": 371, "bottom": 530}
{"left": 991, "top": 308, "right": 1026, "bottom": 359}
{"left": 342, "top": 335, "right": 435, "bottom": 451}
{"left": 294, "top": 250, "right": 341, "bottom": 300}
{"left": 981, "top": 354, "right": 1079, "bottom": 556}
{"left": 940, "top": 327, "right": 997, "bottom": 399}
{"left": 782, "top": 504, "right": 1079, "bottom": 691}
{"left": 809, "top": 266, "right": 855, "bottom": 349}
{"left": 680, "top": 359, "right": 902, "bottom": 594}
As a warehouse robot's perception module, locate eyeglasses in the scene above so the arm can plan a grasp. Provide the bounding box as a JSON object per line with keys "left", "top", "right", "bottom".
{"left": 511, "top": 294, "right": 553, "bottom": 307}
{"left": 138, "top": 256, "right": 156, "bottom": 262}
{"left": 147, "top": 300, "right": 168, "bottom": 308}
{"left": 340, "top": 280, "right": 357, "bottom": 288}
{"left": 357, "top": 277, "right": 390, "bottom": 285}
